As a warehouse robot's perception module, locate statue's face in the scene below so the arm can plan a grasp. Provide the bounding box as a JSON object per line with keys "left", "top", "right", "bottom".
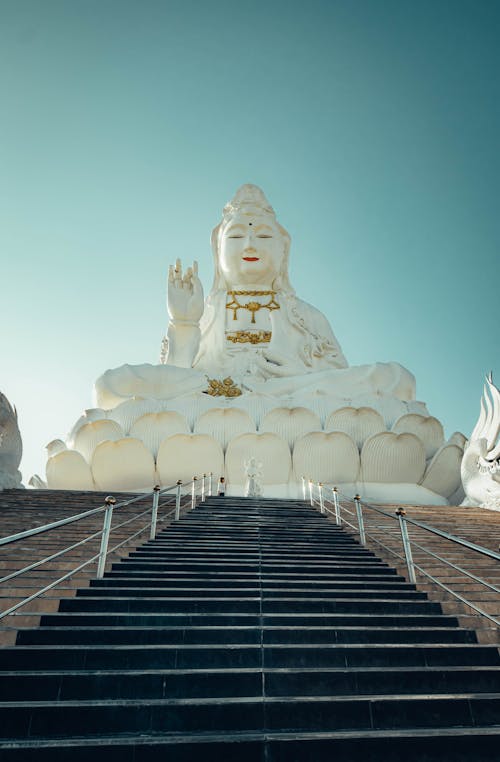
{"left": 219, "top": 211, "right": 285, "bottom": 286}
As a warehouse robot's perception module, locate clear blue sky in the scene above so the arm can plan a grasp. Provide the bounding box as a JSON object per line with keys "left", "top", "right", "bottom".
{"left": 1, "top": 0, "right": 499, "bottom": 483}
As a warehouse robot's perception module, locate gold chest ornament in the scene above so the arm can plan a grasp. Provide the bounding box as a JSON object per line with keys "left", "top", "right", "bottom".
{"left": 226, "top": 290, "right": 280, "bottom": 323}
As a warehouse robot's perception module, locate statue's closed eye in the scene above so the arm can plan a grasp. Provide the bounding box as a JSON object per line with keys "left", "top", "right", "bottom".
{"left": 257, "top": 235, "right": 272, "bottom": 239}
{"left": 228, "top": 235, "right": 244, "bottom": 239}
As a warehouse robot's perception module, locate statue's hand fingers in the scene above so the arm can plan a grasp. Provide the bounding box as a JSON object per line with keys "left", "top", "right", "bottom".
{"left": 174, "top": 259, "right": 183, "bottom": 288}
{"left": 192, "top": 260, "right": 198, "bottom": 276}
{"left": 182, "top": 269, "right": 192, "bottom": 291}
{"left": 191, "top": 274, "right": 203, "bottom": 297}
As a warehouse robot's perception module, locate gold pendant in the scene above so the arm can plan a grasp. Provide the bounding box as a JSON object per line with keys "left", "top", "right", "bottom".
{"left": 226, "top": 290, "right": 280, "bottom": 322}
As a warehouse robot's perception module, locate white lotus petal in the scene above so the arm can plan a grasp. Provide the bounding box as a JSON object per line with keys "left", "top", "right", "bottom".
{"left": 350, "top": 394, "right": 407, "bottom": 428}
{"left": 92, "top": 438, "right": 156, "bottom": 492}
{"left": 294, "top": 394, "right": 346, "bottom": 424}
{"left": 194, "top": 408, "right": 255, "bottom": 451}
{"left": 45, "top": 439, "right": 67, "bottom": 458}
{"left": 156, "top": 434, "right": 224, "bottom": 486}
{"left": 46, "top": 451, "right": 94, "bottom": 490}
{"left": 407, "top": 400, "right": 430, "bottom": 416}
{"left": 392, "top": 414, "right": 444, "bottom": 459}
{"left": 74, "top": 420, "right": 124, "bottom": 464}
{"left": 260, "top": 407, "right": 321, "bottom": 448}
{"left": 420, "top": 443, "right": 463, "bottom": 498}
{"left": 325, "top": 407, "right": 385, "bottom": 450}
{"left": 226, "top": 433, "right": 291, "bottom": 485}
{"left": 230, "top": 393, "right": 276, "bottom": 427}
{"left": 360, "top": 432, "right": 426, "bottom": 484}
{"left": 108, "top": 398, "right": 163, "bottom": 435}
{"left": 293, "top": 432, "right": 360, "bottom": 484}
{"left": 130, "top": 412, "right": 189, "bottom": 456}
{"left": 163, "top": 393, "right": 222, "bottom": 429}
{"left": 448, "top": 431, "right": 467, "bottom": 450}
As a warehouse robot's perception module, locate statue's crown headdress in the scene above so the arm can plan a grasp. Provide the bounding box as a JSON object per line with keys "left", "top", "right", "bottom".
{"left": 222, "top": 184, "right": 275, "bottom": 222}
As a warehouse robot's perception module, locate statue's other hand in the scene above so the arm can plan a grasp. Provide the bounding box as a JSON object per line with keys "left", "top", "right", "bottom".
{"left": 167, "top": 259, "right": 204, "bottom": 323}
{"left": 255, "top": 349, "right": 302, "bottom": 378}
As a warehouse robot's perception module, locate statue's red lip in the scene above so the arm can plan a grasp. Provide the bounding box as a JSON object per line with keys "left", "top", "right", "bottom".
{"left": 243, "top": 257, "right": 259, "bottom": 261}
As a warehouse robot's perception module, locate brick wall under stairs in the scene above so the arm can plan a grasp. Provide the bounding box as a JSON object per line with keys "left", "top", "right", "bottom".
{"left": 0, "top": 495, "right": 499, "bottom": 760}
{"left": 0, "top": 489, "right": 176, "bottom": 645}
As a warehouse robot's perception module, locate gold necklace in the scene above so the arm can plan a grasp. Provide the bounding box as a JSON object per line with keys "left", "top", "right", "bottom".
{"left": 226, "top": 290, "right": 280, "bottom": 324}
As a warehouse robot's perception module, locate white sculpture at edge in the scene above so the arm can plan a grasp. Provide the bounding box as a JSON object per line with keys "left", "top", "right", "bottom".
{"left": 461, "top": 374, "right": 500, "bottom": 510}
{"left": 245, "top": 457, "right": 264, "bottom": 498}
{"left": 42, "top": 184, "right": 466, "bottom": 504}
{"left": 0, "top": 392, "right": 23, "bottom": 490}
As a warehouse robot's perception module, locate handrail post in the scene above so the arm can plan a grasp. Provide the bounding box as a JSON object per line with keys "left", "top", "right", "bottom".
{"left": 150, "top": 485, "right": 160, "bottom": 540}
{"left": 354, "top": 494, "right": 366, "bottom": 546}
{"left": 332, "top": 487, "right": 341, "bottom": 526}
{"left": 308, "top": 479, "right": 314, "bottom": 507}
{"left": 201, "top": 474, "right": 206, "bottom": 503}
{"left": 96, "top": 496, "right": 116, "bottom": 579}
{"left": 208, "top": 472, "right": 213, "bottom": 497}
{"left": 301, "top": 476, "right": 306, "bottom": 501}
{"left": 396, "top": 507, "right": 416, "bottom": 584}
{"left": 191, "top": 477, "right": 197, "bottom": 510}
{"left": 175, "top": 480, "right": 182, "bottom": 520}
{"left": 318, "top": 483, "right": 325, "bottom": 514}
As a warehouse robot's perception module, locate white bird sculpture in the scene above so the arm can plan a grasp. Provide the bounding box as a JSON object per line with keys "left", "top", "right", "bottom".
{"left": 461, "top": 373, "right": 500, "bottom": 509}
{"left": 0, "top": 392, "right": 23, "bottom": 490}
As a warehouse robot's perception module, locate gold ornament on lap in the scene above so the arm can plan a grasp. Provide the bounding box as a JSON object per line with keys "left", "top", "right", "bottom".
{"left": 226, "top": 291, "right": 280, "bottom": 323}
{"left": 204, "top": 376, "right": 243, "bottom": 397}
{"left": 226, "top": 330, "right": 272, "bottom": 345}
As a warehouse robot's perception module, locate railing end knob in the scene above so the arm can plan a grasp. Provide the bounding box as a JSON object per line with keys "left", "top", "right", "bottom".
{"left": 395, "top": 507, "right": 406, "bottom": 516}
{"left": 333, "top": 487, "right": 338, "bottom": 492}
{"left": 354, "top": 494, "right": 360, "bottom": 501}
{"left": 153, "top": 485, "right": 161, "bottom": 492}
{"left": 193, "top": 476, "right": 198, "bottom": 481}
{"left": 104, "top": 496, "right": 116, "bottom": 505}
{"left": 177, "top": 479, "right": 182, "bottom": 485}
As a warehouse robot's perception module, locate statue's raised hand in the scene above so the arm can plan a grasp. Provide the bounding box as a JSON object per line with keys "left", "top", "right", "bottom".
{"left": 167, "top": 259, "right": 204, "bottom": 323}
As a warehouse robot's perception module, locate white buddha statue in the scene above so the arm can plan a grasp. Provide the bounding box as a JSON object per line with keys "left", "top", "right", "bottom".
{"left": 43, "top": 184, "right": 466, "bottom": 505}
{"left": 95, "top": 184, "right": 414, "bottom": 407}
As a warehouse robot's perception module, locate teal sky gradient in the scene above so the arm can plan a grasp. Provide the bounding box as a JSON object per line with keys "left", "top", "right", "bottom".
{"left": 1, "top": 0, "right": 499, "bottom": 482}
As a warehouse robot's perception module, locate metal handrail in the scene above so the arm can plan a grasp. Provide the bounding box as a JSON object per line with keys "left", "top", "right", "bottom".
{"left": 0, "top": 474, "right": 209, "bottom": 622}
{"left": 306, "top": 478, "right": 500, "bottom": 628}
{"left": 334, "top": 486, "right": 500, "bottom": 563}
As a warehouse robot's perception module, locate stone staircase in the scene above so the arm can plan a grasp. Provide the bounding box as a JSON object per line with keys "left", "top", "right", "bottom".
{"left": 0, "top": 496, "right": 500, "bottom": 760}
{"left": 334, "top": 499, "right": 500, "bottom": 643}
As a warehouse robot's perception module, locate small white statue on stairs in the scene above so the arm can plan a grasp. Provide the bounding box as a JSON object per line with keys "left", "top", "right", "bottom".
{"left": 245, "top": 457, "right": 263, "bottom": 498}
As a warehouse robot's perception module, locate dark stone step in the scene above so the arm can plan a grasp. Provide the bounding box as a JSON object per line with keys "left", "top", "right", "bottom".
{"left": 95, "top": 577, "right": 415, "bottom": 591}
{"left": 115, "top": 561, "right": 396, "bottom": 574}
{"left": 16, "top": 625, "right": 476, "bottom": 647}
{"left": 2, "top": 694, "right": 500, "bottom": 740}
{"left": 1, "top": 665, "right": 499, "bottom": 702}
{"left": 40, "top": 612, "right": 461, "bottom": 629}
{"left": 78, "top": 586, "right": 427, "bottom": 600}
{"left": 0, "top": 644, "right": 496, "bottom": 672}
{"left": 3, "top": 728, "right": 500, "bottom": 762}
{"left": 105, "top": 568, "right": 404, "bottom": 581}
{"left": 58, "top": 596, "right": 442, "bottom": 615}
